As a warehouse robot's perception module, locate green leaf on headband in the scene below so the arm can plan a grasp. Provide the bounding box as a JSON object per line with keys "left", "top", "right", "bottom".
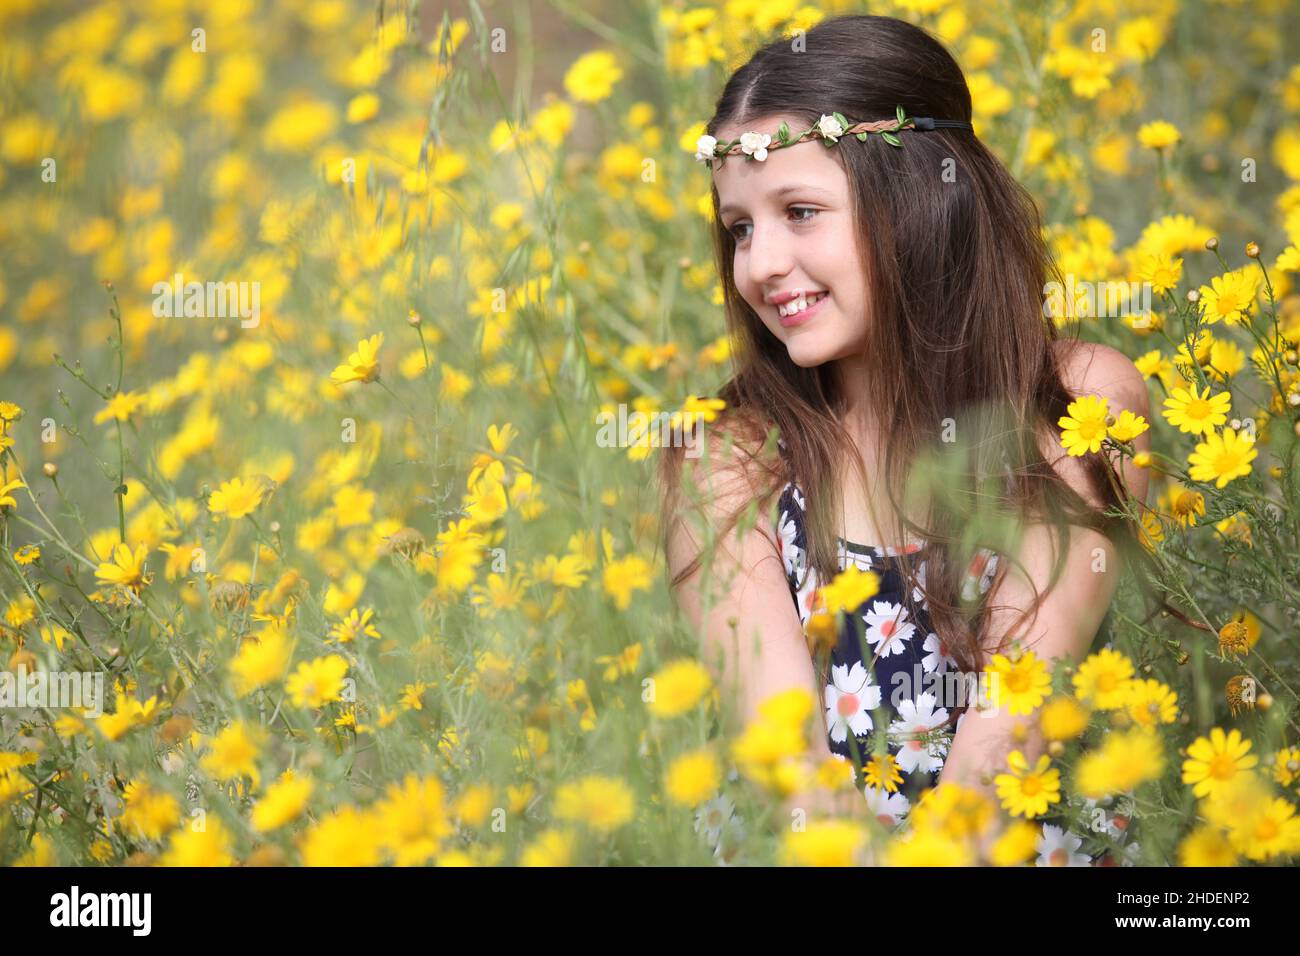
{"left": 832, "top": 111, "right": 849, "bottom": 130}
{"left": 777, "top": 121, "right": 790, "bottom": 144}
{"left": 896, "top": 105, "right": 906, "bottom": 125}
{"left": 856, "top": 132, "right": 868, "bottom": 141}
{"left": 882, "top": 132, "right": 902, "bottom": 147}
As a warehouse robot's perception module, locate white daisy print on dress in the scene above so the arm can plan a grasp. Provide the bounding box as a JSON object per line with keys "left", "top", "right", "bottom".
{"left": 824, "top": 660, "right": 883, "bottom": 745}
{"left": 919, "top": 630, "right": 958, "bottom": 675}
{"left": 1034, "top": 823, "right": 1093, "bottom": 866}
{"left": 862, "top": 600, "right": 917, "bottom": 659}
{"left": 776, "top": 507, "right": 800, "bottom": 578}
{"left": 887, "top": 691, "right": 950, "bottom": 774}
{"left": 862, "top": 786, "right": 911, "bottom": 828}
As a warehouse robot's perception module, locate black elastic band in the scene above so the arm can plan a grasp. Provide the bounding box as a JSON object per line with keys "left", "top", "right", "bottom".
{"left": 911, "top": 116, "right": 974, "bottom": 131}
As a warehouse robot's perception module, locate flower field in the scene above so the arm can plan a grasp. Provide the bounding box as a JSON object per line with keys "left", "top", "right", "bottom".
{"left": 1, "top": 0, "right": 1300, "bottom": 867}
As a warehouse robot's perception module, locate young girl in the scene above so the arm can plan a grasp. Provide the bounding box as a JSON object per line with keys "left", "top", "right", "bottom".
{"left": 659, "top": 14, "right": 1156, "bottom": 834}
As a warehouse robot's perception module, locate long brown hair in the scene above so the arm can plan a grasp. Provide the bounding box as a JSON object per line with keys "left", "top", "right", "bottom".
{"left": 657, "top": 14, "right": 1186, "bottom": 704}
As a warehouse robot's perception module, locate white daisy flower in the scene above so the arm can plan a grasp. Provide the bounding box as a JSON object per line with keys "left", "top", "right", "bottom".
{"left": 694, "top": 133, "right": 718, "bottom": 163}
{"left": 888, "top": 692, "right": 950, "bottom": 774}
{"left": 862, "top": 600, "right": 917, "bottom": 658}
{"left": 693, "top": 793, "right": 735, "bottom": 846}
{"left": 738, "top": 131, "right": 772, "bottom": 161}
{"left": 816, "top": 114, "right": 845, "bottom": 141}
{"left": 910, "top": 559, "right": 930, "bottom": 610}
{"left": 1035, "top": 823, "right": 1092, "bottom": 866}
{"left": 777, "top": 509, "right": 800, "bottom": 577}
{"left": 824, "top": 660, "right": 883, "bottom": 744}
{"left": 919, "top": 630, "right": 957, "bottom": 674}
{"left": 862, "top": 785, "right": 911, "bottom": 827}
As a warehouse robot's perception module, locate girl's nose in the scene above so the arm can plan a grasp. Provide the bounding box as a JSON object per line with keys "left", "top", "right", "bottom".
{"left": 745, "top": 223, "right": 793, "bottom": 287}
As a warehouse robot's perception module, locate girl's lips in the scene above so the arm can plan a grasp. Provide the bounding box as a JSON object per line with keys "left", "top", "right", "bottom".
{"left": 778, "top": 291, "right": 829, "bottom": 328}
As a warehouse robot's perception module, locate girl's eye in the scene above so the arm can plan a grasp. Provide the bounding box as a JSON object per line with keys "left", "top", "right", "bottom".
{"left": 728, "top": 207, "right": 818, "bottom": 242}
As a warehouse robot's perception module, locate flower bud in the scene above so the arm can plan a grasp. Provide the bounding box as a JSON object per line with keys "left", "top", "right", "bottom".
{"left": 1186, "top": 289, "right": 1200, "bottom": 304}
{"left": 1245, "top": 241, "right": 1260, "bottom": 259}
{"left": 42, "top": 462, "right": 58, "bottom": 478}
{"left": 1205, "top": 237, "right": 1219, "bottom": 251}
{"left": 407, "top": 309, "right": 422, "bottom": 326}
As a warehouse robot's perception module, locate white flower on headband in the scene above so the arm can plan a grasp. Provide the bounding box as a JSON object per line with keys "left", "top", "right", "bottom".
{"left": 694, "top": 134, "right": 718, "bottom": 164}
{"left": 738, "top": 131, "right": 771, "bottom": 161}
{"left": 817, "top": 114, "right": 844, "bottom": 142}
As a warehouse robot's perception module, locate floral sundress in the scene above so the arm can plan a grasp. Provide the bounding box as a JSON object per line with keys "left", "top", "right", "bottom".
{"left": 774, "top": 477, "right": 1001, "bottom": 825}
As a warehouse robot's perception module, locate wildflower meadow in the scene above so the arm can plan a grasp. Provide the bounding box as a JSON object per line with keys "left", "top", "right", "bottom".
{"left": 2, "top": 0, "right": 1300, "bottom": 872}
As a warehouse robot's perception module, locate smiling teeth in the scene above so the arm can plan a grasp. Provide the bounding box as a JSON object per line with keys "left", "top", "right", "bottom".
{"left": 779, "top": 291, "right": 826, "bottom": 317}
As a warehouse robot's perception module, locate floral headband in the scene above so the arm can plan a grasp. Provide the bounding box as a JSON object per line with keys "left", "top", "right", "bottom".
{"left": 694, "top": 106, "right": 973, "bottom": 165}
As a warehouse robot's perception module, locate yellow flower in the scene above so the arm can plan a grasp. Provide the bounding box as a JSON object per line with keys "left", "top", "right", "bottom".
{"left": 647, "top": 658, "right": 712, "bottom": 718}
{"left": 1057, "top": 393, "right": 1110, "bottom": 456}
{"left": 200, "top": 721, "right": 265, "bottom": 785}
{"left": 1225, "top": 796, "right": 1300, "bottom": 862}
{"left": 520, "top": 828, "right": 577, "bottom": 866}
{"left": 1075, "top": 727, "right": 1165, "bottom": 798}
{"left": 300, "top": 806, "right": 382, "bottom": 866}
{"left": 1182, "top": 727, "right": 1259, "bottom": 799}
{"left": 780, "top": 819, "right": 868, "bottom": 866}
{"left": 1176, "top": 823, "right": 1238, "bottom": 866}
{"left": 251, "top": 771, "right": 313, "bottom": 831}
{"left": 93, "top": 390, "right": 147, "bottom": 424}
{"left": 1161, "top": 383, "right": 1232, "bottom": 436}
{"left": 372, "top": 773, "right": 454, "bottom": 866}
{"left": 1039, "top": 696, "right": 1090, "bottom": 741}
{"left": 665, "top": 748, "right": 722, "bottom": 806}
{"left": 884, "top": 825, "right": 975, "bottom": 866}
{"left": 285, "top": 654, "right": 350, "bottom": 708}
{"left": 94, "top": 542, "right": 151, "bottom": 594}
{"left": 158, "top": 815, "right": 235, "bottom": 867}
{"left": 0, "top": 478, "right": 25, "bottom": 510}
{"left": 1106, "top": 410, "right": 1149, "bottom": 443}
{"left": 1137, "top": 120, "right": 1180, "bottom": 150}
{"left": 994, "top": 751, "right": 1061, "bottom": 818}
{"left": 990, "top": 820, "right": 1040, "bottom": 866}
{"left": 1124, "top": 678, "right": 1179, "bottom": 726}
{"left": 1135, "top": 253, "right": 1183, "bottom": 295}
{"left": 329, "top": 607, "right": 380, "bottom": 643}
{"left": 821, "top": 564, "right": 881, "bottom": 616}
{"left": 330, "top": 332, "right": 383, "bottom": 384}
{"left": 553, "top": 775, "right": 635, "bottom": 832}
{"left": 207, "top": 477, "right": 265, "bottom": 519}
{"left": 602, "top": 553, "right": 653, "bottom": 609}
{"left": 563, "top": 50, "right": 622, "bottom": 103}
{"left": 1188, "top": 427, "right": 1257, "bottom": 488}
{"left": 1197, "top": 269, "right": 1260, "bottom": 326}
{"left": 1072, "top": 647, "right": 1135, "bottom": 710}
{"left": 118, "top": 780, "right": 181, "bottom": 841}
{"left": 230, "top": 625, "right": 295, "bottom": 696}
{"left": 984, "top": 650, "right": 1051, "bottom": 715}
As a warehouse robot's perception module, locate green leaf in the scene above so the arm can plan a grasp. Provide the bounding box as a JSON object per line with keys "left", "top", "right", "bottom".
{"left": 882, "top": 132, "right": 902, "bottom": 148}
{"left": 832, "top": 111, "right": 849, "bottom": 130}
{"left": 856, "top": 132, "right": 868, "bottom": 141}
{"left": 896, "top": 105, "right": 906, "bottom": 125}
{"left": 777, "top": 121, "right": 790, "bottom": 144}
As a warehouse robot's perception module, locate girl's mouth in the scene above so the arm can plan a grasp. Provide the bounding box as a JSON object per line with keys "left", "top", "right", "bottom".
{"left": 778, "top": 290, "right": 829, "bottom": 327}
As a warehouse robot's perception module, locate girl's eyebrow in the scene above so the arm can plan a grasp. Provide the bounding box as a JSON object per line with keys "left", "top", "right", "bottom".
{"left": 718, "top": 183, "right": 835, "bottom": 218}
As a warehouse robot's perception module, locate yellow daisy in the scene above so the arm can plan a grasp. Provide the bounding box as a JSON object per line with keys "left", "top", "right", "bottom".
{"left": 994, "top": 750, "right": 1062, "bottom": 818}
{"left": 1161, "top": 383, "right": 1231, "bottom": 436}
{"left": 1182, "top": 727, "right": 1259, "bottom": 799}
{"left": 1071, "top": 647, "right": 1135, "bottom": 710}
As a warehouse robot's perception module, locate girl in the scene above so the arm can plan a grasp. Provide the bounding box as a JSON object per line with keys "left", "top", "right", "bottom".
{"left": 658, "top": 14, "right": 1158, "bottom": 835}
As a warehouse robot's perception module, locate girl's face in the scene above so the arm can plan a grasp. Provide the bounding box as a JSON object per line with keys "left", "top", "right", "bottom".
{"left": 712, "top": 113, "right": 869, "bottom": 369}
